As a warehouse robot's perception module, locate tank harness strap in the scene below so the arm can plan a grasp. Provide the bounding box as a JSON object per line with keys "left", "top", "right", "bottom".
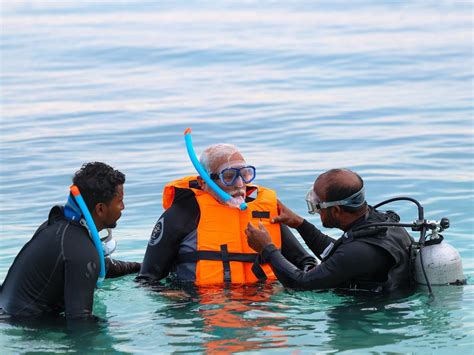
{"left": 251, "top": 255, "right": 268, "bottom": 281}
{"left": 220, "top": 244, "right": 231, "bottom": 283}
{"left": 321, "top": 237, "right": 345, "bottom": 262}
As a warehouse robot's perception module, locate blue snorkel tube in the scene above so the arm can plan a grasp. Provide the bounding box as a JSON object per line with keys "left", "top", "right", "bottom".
{"left": 184, "top": 128, "right": 247, "bottom": 210}
{"left": 70, "top": 185, "right": 106, "bottom": 287}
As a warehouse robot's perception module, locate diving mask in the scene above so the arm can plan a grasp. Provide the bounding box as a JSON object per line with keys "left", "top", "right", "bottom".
{"left": 306, "top": 185, "right": 366, "bottom": 215}
{"left": 100, "top": 228, "right": 117, "bottom": 257}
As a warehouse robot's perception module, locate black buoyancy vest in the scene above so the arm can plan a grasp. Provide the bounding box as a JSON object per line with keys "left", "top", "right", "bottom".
{"left": 323, "top": 207, "right": 415, "bottom": 292}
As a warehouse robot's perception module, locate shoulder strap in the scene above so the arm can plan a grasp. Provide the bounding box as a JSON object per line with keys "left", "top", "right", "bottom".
{"left": 321, "top": 227, "right": 388, "bottom": 262}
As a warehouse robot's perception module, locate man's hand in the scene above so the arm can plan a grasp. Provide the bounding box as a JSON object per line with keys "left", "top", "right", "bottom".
{"left": 245, "top": 222, "right": 273, "bottom": 253}
{"left": 271, "top": 199, "right": 304, "bottom": 228}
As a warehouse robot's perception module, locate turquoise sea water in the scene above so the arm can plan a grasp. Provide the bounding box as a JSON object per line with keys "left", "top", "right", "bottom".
{"left": 1, "top": 1, "right": 473, "bottom": 353}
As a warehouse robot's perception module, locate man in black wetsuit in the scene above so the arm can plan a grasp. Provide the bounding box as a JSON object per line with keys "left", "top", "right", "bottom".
{"left": 138, "top": 144, "right": 316, "bottom": 285}
{"left": 246, "top": 168, "right": 414, "bottom": 292}
{"left": 0, "top": 162, "right": 141, "bottom": 321}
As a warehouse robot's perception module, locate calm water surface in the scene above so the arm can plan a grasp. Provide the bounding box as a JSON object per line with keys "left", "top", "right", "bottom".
{"left": 1, "top": 1, "right": 473, "bottom": 353}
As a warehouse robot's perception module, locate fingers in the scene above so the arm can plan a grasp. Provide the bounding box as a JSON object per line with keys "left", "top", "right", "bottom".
{"left": 270, "top": 214, "right": 287, "bottom": 224}
{"left": 246, "top": 221, "right": 257, "bottom": 231}
{"left": 245, "top": 222, "right": 260, "bottom": 238}
{"left": 271, "top": 215, "right": 282, "bottom": 224}
{"left": 272, "top": 199, "right": 286, "bottom": 224}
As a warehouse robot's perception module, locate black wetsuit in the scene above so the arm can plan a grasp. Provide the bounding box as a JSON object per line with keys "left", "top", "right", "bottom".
{"left": 260, "top": 207, "right": 414, "bottom": 292}
{"left": 0, "top": 206, "right": 140, "bottom": 319}
{"left": 138, "top": 187, "right": 316, "bottom": 282}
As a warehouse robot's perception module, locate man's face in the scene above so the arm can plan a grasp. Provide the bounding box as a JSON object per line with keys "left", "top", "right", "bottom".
{"left": 102, "top": 184, "right": 125, "bottom": 229}
{"left": 210, "top": 151, "right": 248, "bottom": 204}
{"left": 314, "top": 180, "right": 337, "bottom": 228}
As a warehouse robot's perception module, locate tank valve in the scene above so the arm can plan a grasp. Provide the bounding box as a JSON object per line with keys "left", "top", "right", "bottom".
{"left": 440, "top": 218, "right": 450, "bottom": 231}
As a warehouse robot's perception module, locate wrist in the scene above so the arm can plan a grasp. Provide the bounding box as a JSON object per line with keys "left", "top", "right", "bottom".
{"left": 287, "top": 216, "right": 304, "bottom": 228}
{"left": 294, "top": 216, "right": 304, "bottom": 228}
{"left": 261, "top": 243, "right": 278, "bottom": 259}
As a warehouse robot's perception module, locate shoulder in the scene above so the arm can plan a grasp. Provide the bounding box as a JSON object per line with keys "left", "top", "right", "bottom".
{"left": 47, "top": 205, "right": 84, "bottom": 231}
{"left": 328, "top": 240, "right": 389, "bottom": 271}
{"left": 152, "top": 192, "right": 199, "bottom": 239}
{"left": 60, "top": 221, "right": 94, "bottom": 254}
{"left": 166, "top": 190, "right": 199, "bottom": 219}
{"left": 339, "top": 239, "right": 383, "bottom": 257}
{"left": 173, "top": 187, "right": 197, "bottom": 203}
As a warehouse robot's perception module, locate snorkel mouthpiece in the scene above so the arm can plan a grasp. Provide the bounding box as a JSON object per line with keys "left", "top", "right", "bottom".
{"left": 70, "top": 185, "right": 106, "bottom": 287}
{"left": 184, "top": 128, "right": 247, "bottom": 210}
{"left": 101, "top": 229, "right": 117, "bottom": 257}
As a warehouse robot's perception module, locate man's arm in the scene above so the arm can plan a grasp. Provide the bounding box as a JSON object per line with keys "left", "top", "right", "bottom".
{"left": 295, "top": 220, "right": 336, "bottom": 260}
{"left": 279, "top": 224, "right": 317, "bottom": 271}
{"left": 261, "top": 241, "right": 392, "bottom": 289}
{"left": 105, "top": 258, "right": 141, "bottom": 278}
{"left": 137, "top": 193, "right": 199, "bottom": 282}
{"left": 270, "top": 200, "right": 335, "bottom": 260}
{"left": 246, "top": 222, "right": 391, "bottom": 290}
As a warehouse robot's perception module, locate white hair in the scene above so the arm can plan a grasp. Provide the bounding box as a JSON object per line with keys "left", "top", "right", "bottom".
{"left": 200, "top": 144, "right": 241, "bottom": 173}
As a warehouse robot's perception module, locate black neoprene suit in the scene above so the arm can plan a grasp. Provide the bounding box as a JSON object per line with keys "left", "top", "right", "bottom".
{"left": 261, "top": 219, "right": 393, "bottom": 289}
{"left": 0, "top": 206, "right": 140, "bottom": 320}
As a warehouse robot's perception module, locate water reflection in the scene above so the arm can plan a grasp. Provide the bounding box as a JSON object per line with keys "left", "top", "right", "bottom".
{"left": 0, "top": 298, "right": 129, "bottom": 354}
{"left": 144, "top": 282, "right": 288, "bottom": 353}
{"left": 277, "top": 286, "right": 468, "bottom": 352}
{"left": 323, "top": 290, "right": 419, "bottom": 352}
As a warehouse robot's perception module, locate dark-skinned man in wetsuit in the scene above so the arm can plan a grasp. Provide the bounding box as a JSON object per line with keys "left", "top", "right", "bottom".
{"left": 0, "top": 162, "right": 141, "bottom": 322}
{"left": 245, "top": 168, "right": 414, "bottom": 293}
{"left": 138, "top": 144, "right": 316, "bottom": 285}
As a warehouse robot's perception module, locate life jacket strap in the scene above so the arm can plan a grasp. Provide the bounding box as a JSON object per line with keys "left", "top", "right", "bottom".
{"left": 177, "top": 251, "right": 258, "bottom": 263}
{"left": 176, "top": 249, "right": 271, "bottom": 282}
{"left": 220, "top": 244, "right": 231, "bottom": 283}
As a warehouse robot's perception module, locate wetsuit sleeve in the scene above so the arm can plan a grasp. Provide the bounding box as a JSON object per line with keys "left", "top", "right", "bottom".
{"left": 105, "top": 258, "right": 141, "bottom": 278}
{"left": 262, "top": 240, "right": 392, "bottom": 290}
{"left": 62, "top": 229, "right": 98, "bottom": 320}
{"left": 138, "top": 191, "right": 199, "bottom": 282}
{"left": 296, "top": 219, "right": 336, "bottom": 260}
{"left": 280, "top": 224, "right": 317, "bottom": 271}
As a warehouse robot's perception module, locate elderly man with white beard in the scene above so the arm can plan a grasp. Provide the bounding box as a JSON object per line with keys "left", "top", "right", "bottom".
{"left": 138, "top": 144, "right": 316, "bottom": 285}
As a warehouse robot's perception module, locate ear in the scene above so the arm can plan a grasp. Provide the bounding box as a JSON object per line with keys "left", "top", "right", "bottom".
{"left": 94, "top": 202, "right": 106, "bottom": 218}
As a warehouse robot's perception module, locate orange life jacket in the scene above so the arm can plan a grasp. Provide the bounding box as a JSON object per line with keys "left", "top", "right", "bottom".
{"left": 163, "top": 176, "right": 282, "bottom": 285}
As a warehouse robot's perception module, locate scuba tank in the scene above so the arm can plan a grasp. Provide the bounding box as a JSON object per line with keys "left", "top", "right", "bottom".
{"left": 412, "top": 218, "right": 465, "bottom": 286}
{"left": 363, "top": 197, "right": 466, "bottom": 296}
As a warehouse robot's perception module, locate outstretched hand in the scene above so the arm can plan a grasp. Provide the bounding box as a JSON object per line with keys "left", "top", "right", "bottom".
{"left": 271, "top": 199, "right": 304, "bottom": 228}
{"left": 245, "top": 222, "right": 273, "bottom": 253}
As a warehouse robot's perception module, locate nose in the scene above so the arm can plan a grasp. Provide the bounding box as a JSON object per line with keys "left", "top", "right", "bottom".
{"left": 234, "top": 175, "right": 244, "bottom": 187}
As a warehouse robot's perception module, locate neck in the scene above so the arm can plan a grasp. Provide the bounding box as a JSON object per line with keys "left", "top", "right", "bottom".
{"left": 92, "top": 212, "right": 104, "bottom": 232}
{"left": 340, "top": 206, "right": 369, "bottom": 231}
